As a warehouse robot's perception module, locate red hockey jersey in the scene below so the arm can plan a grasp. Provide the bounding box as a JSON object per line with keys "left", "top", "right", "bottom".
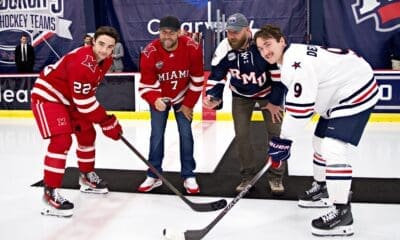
{"left": 31, "top": 46, "right": 112, "bottom": 123}
{"left": 139, "top": 36, "right": 204, "bottom": 108}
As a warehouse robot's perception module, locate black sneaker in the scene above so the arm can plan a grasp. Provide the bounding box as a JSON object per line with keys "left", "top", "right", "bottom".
{"left": 311, "top": 203, "right": 354, "bottom": 236}
{"left": 79, "top": 171, "right": 108, "bottom": 194}
{"left": 298, "top": 181, "right": 331, "bottom": 208}
{"left": 41, "top": 186, "right": 74, "bottom": 217}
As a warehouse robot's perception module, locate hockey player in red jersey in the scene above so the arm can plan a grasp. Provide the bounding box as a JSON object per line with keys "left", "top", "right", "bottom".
{"left": 254, "top": 25, "right": 378, "bottom": 237}
{"left": 31, "top": 26, "right": 123, "bottom": 217}
{"left": 138, "top": 16, "right": 204, "bottom": 194}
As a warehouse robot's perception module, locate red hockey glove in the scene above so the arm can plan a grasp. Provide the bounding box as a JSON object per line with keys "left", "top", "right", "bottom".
{"left": 100, "top": 114, "right": 122, "bottom": 140}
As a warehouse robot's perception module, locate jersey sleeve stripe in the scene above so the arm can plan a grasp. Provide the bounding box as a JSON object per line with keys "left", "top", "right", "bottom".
{"left": 328, "top": 89, "right": 378, "bottom": 117}
{"left": 270, "top": 70, "right": 281, "bottom": 82}
{"left": 285, "top": 101, "right": 315, "bottom": 107}
{"left": 339, "top": 77, "right": 375, "bottom": 104}
{"left": 285, "top": 106, "right": 314, "bottom": 114}
{"left": 191, "top": 75, "right": 204, "bottom": 83}
{"left": 73, "top": 96, "right": 96, "bottom": 105}
{"left": 206, "top": 78, "right": 227, "bottom": 86}
{"left": 77, "top": 101, "right": 100, "bottom": 114}
{"left": 189, "top": 84, "right": 203, "bottom": 92}
{"left": 288, "top": 112, "right": 314, "bottom": 119}
{"left": 172, "top": 85, "right": 190, "bottom": 103}
{"left": 351, "top": 81, "right": 378, "bottom": 104}
{"left": 31, "top": 88, "right": 58, "bottom": 102}
{"left": 35, "top": 78, "right": 71, "bottom": 105}
{"left": 139, "top": 88, "right": 161, "bottom": 97}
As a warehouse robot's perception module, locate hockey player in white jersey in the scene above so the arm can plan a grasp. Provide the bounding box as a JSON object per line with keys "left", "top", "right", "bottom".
{"left": 254, "top": 25, "right": 379, "bottom": 237}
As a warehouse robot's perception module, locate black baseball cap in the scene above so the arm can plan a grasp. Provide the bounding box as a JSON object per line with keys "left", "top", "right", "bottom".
{"left": 159, "top": 16, "right": 181, "bottom": 31}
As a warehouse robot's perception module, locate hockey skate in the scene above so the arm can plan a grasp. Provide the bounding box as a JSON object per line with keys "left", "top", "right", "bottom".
{"left": 137, "top": 176, "right": 162, "bottom": 192}
{"left": 41, "top": 186, "right": 74, "bottom": 217}
{"left": 298, "top": 181, "right": 331, "bottom": 208}
{"left": 311, "top": 203, "right": 354, "bottom": 236}
{"left": 79, "top": 171, "right": 109, "bottom": 194}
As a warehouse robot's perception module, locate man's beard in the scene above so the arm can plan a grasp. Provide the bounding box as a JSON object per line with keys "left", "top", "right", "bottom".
{"left": 161, "top": 39, "right": 177, "bottom": 50}
{"left": 228, "top": 36, "right": 248, "bottom": 50}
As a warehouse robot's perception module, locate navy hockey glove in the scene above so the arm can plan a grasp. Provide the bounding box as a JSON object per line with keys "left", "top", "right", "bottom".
{"left": 268, "top": 137, "right": 292, "bottom": 169}
{"left": 100, "top": 114, "right": 122, "bottom": 140}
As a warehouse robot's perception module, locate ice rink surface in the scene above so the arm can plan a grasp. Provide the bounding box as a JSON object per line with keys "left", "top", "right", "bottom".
{"left": 0, "top": 119, "right": 399, "bottom": 240}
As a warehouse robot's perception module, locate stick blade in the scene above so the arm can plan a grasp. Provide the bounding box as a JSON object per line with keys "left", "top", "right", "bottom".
{"left": 184, "top": 229, "right": 207, "bottom": 240}
{"left": 189, "top": 199, "right": 227, "bottom": 212}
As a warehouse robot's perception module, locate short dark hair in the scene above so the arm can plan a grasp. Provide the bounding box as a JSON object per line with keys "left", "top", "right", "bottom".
{"left": 94, "top": 26, "right": 120, "bottom": 42}
{"left": 254, "top": 24, "right": 285, "bottom": 43}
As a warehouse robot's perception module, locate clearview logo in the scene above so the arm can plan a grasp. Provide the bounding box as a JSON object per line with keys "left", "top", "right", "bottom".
{"left": 146, "top": 18, "right": 255, "bottom": 35}
{"left": 0, "top": 86, "right": 31, "bottom": 103}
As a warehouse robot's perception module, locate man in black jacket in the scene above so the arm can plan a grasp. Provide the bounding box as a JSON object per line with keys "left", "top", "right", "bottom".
{"left": 15, "top": 34, "right": 35, "bottom": 73}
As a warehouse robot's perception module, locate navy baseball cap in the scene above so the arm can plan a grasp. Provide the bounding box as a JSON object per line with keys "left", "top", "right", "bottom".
{"left": 159, "top": 16, "right": 181, "bottom": 31}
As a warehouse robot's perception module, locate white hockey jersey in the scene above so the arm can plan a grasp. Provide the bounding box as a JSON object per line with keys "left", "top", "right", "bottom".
{"left": 280, "top": 44, "right": 379, "bottom": 139}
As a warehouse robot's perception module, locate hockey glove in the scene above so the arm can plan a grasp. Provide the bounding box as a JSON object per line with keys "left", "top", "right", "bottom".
{"left": 268, "top": 137, "right": 292, "bottom": 169}
{"left": 100, "top": 114, "right": 122, "bottom": 140}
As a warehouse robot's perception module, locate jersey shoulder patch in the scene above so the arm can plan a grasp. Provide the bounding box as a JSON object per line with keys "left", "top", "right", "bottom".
{"left": 142, "top": 44, "right": 157, "bottom": 58}
{"left": 81, "top": 55, "right": 98, "bottom": 73}
{"left": 185, "top": 37, "right": 200, "bottom": 50}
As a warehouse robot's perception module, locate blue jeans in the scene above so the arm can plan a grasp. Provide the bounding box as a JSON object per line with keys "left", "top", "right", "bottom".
{"left": 147, "top": 104, "right": 196, "bottom": 179}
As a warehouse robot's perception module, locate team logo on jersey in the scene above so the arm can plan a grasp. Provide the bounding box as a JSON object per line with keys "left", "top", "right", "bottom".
{"left": 351, "top": 0, "right": 400, "bottom": 32}
{"left": 57, "top": 117, "right": 67, "bottom": 127}
{"left": 227, "top": 52, "right": 236, "bottom": 61}
{"left": 81, "top": 55, "right": 98, "bottom": 73}
{"left": 155, "top": 61, "right": 164, "bottom": 69}
{"left": 142, "top": 45, "right": 157, "bottom": 58}
{"left": 291, "top": 61, "right": 301, "bottom": 70}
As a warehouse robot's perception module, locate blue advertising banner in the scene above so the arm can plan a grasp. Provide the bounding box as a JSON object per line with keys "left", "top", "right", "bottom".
{"left": 322, "top": 0, "right": 400, "bottom": 69}
{"left": 0, "top": 0, "right": 306, "bottom": 73}
{"left": 374, "top": 70, "right": 400, "bottom": 113}
{"left": 1, "top": 71, "right": 399, "bottom": 113}
{"left": 0, "top": 0, "right": 89, "bottom": 73}
{"left": 105, "top": 0, "right": 307, "bottom": 70}
{"left": 0, "top": 73, "right": 135, "bottom": 110}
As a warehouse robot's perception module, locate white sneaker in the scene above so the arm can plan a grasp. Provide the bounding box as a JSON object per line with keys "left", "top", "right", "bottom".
{"left": 183, "top": 177, "right": 200, "bottom": 194}
{"left": 137, "top": 176, "right": 162, "bottom": 192}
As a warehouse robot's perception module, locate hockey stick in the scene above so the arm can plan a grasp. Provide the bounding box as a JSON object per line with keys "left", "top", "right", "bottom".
{"left": 120, "top": 135, "right": 227, "bottom": 212}
{"left": 163, "top": 159, "right": 273, "bottom": 240}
